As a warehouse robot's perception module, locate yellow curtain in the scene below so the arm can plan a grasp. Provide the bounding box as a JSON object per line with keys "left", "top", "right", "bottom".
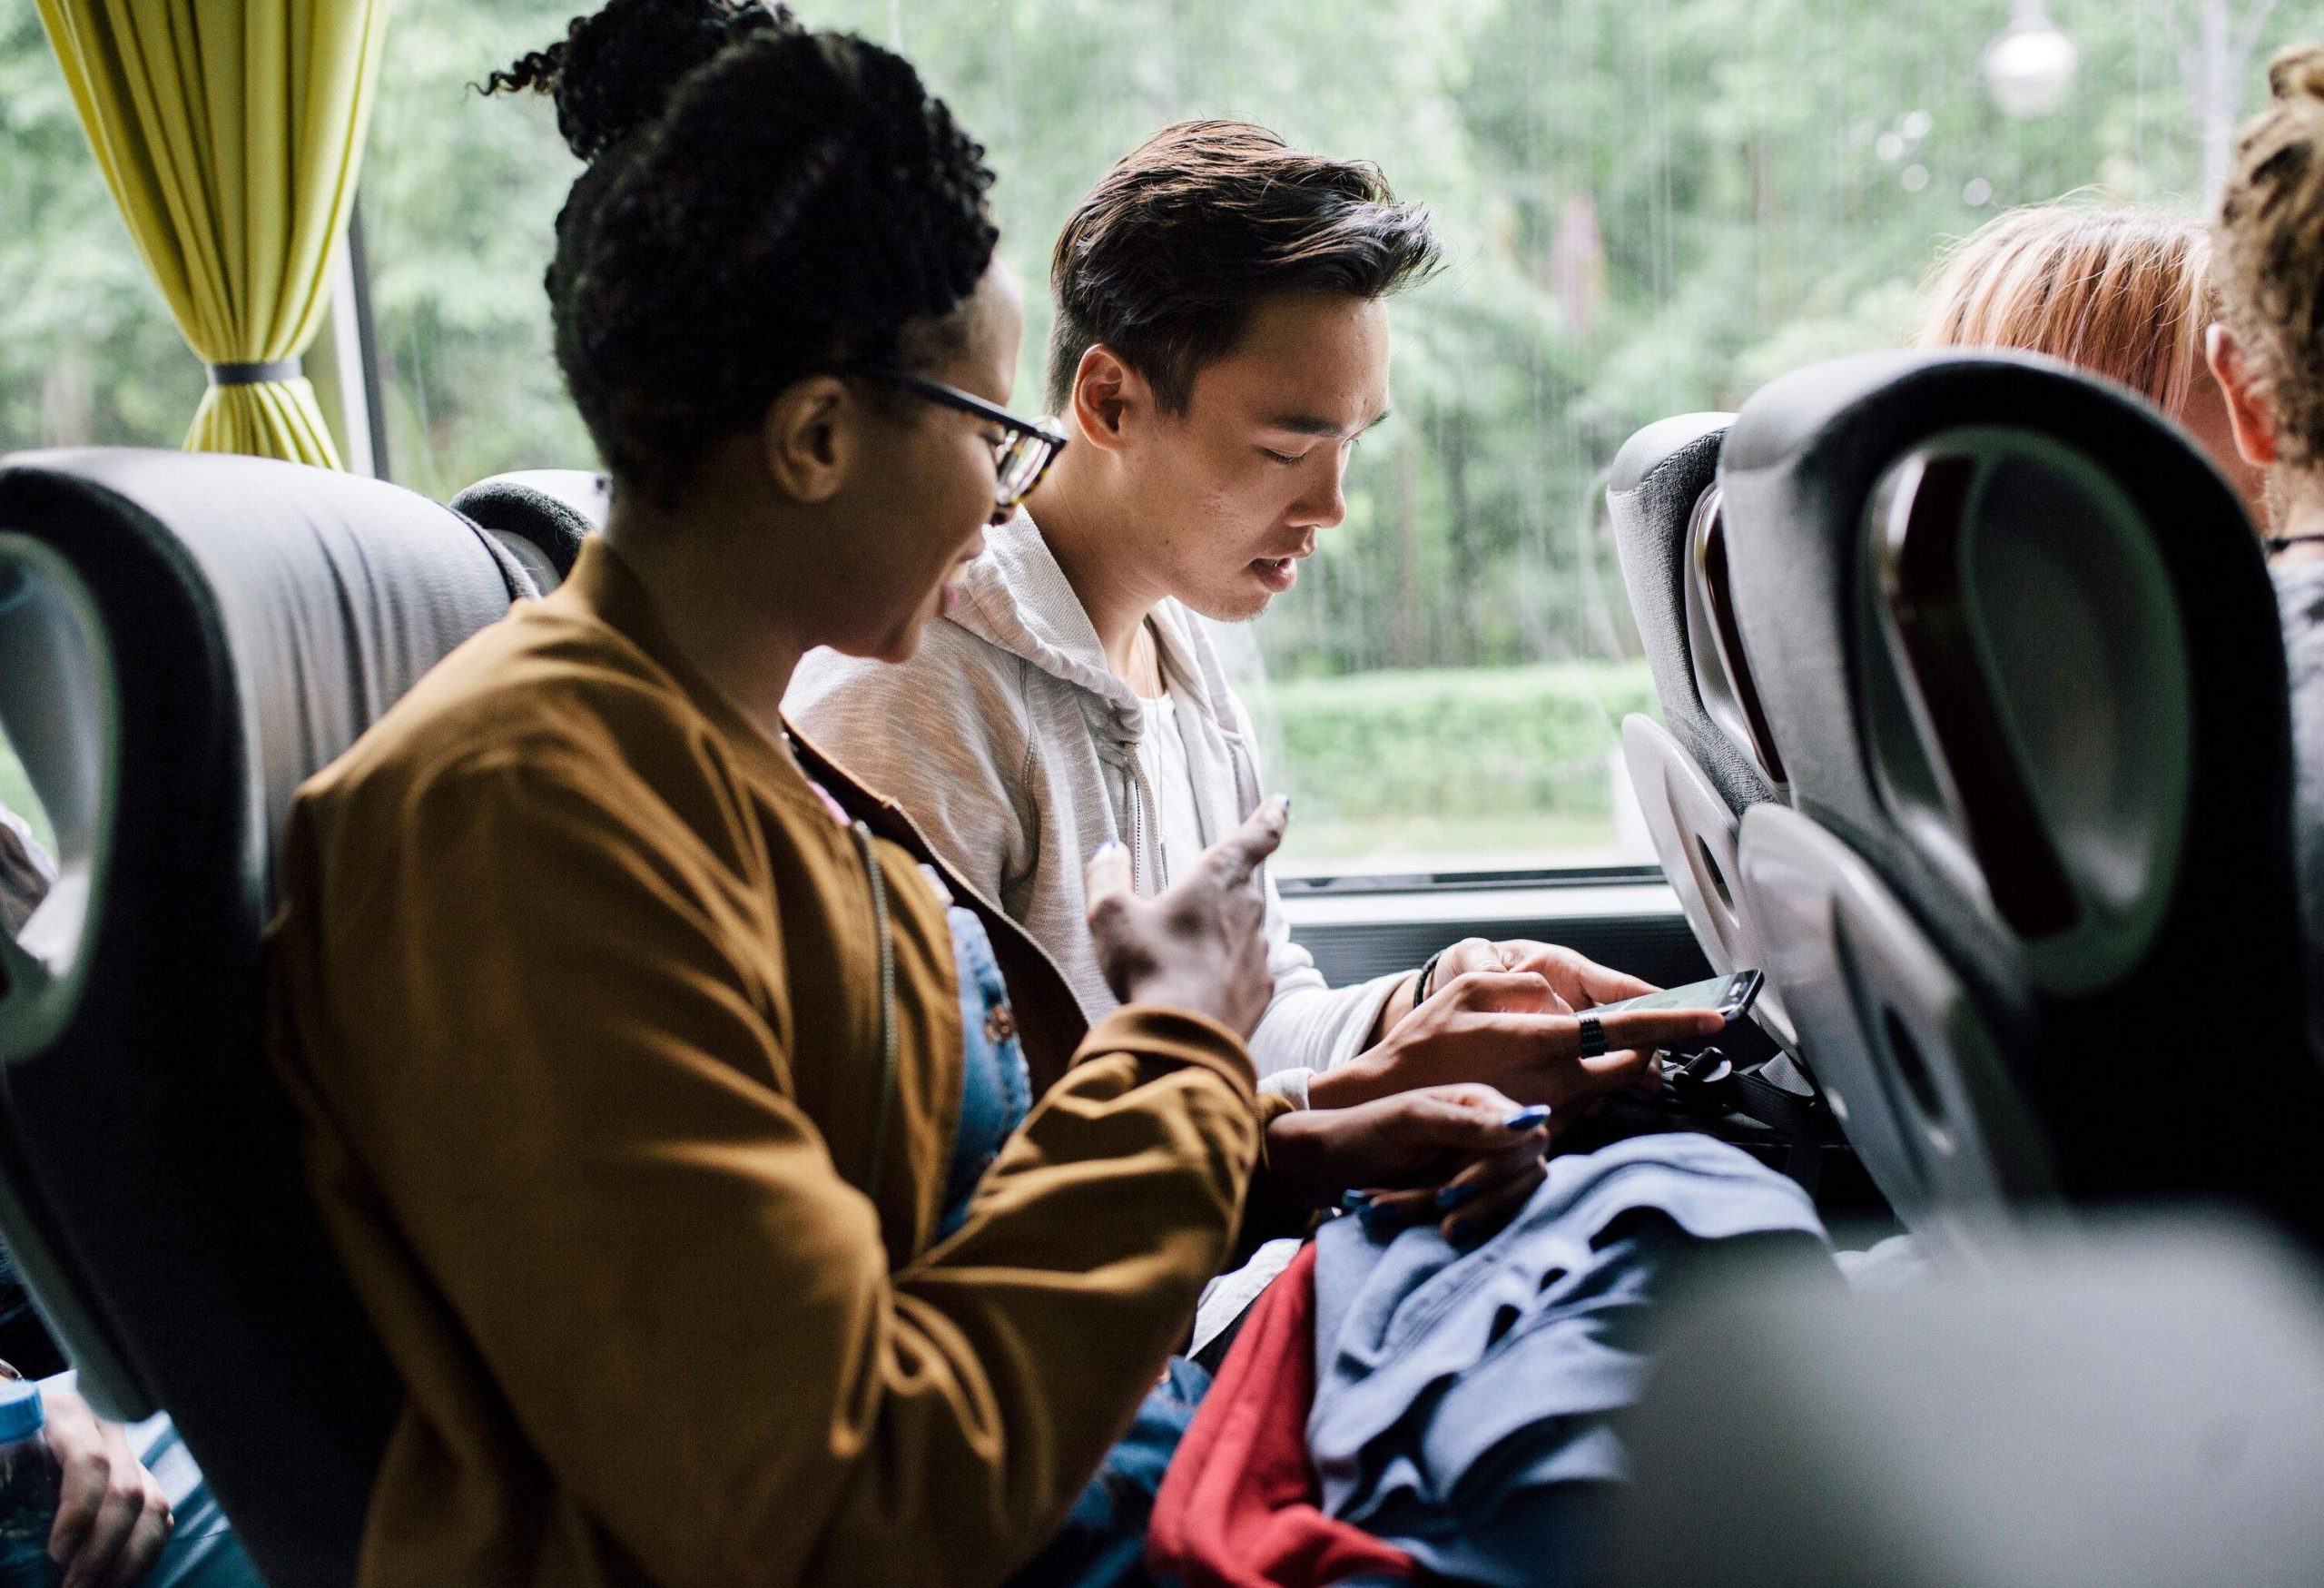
{"left": 35, "top": 0, "right": 390, "bottom": 468}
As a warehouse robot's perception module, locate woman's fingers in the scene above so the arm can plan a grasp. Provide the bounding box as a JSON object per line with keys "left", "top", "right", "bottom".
{"left": 1389, "top": 1085, "right": 1531, "bottom": 1153}
{"left": 1357, "top": 1113, "right": 1549, "bottom": 1233}
{"left": 1440, "top": 1148, "right": 1548, "bottom": 1244}
{"left": 1082, "top": 839, "right": 1134, "bottom": 917}
{"left": 1202, "top": 794, "right": 1290, "bottom": 890}
{"left": 1086, "top": 798, "right": 1289, "bottom": 1035}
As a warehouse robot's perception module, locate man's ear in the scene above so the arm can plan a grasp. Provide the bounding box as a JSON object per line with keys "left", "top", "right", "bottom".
{"left": 1068, "top": 344, "right": 1149, "bottom": 455}
{"left": 760, "top": 375, "right": 854, "bottom": 503}
{"left": 2206, "top": 322, "right": 2280, "bottom": 469}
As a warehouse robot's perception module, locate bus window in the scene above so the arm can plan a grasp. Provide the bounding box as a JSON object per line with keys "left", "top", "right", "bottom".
{"left": 15, "top": 0, "right": 2312, "bottom": 884}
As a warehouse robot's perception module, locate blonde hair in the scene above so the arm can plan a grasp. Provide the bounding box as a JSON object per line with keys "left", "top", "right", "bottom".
{"left": 2214, "top": 43, "right": 2324, "bottom": 471}
{"left": 1921, "top": 204, "right": 2211, "bottom": 414}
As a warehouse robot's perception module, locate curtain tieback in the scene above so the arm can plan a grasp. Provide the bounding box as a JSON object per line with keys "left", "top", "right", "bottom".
{"left": 206, "top": 359, "right": 303, "bottom": 387}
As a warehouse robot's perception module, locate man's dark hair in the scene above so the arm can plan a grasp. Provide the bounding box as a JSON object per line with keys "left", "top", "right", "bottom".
{"left": 487, "top": 0, "right": 999, "bottom": 497}
{"left": 1045, "top": 120, "right": 1440, "bottom": 415}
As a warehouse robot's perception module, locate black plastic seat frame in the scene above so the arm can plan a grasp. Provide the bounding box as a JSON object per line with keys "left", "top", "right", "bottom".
{"left": 0, "top": 449, "right": 531, "bottom": 1584}
{"left": 1718, "top": 350, "right": 2324, "bottom": 1246}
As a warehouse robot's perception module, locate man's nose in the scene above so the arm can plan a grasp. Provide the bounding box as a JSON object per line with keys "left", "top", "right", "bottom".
{"left": 1288, "top": 449, "right": 1351, "bottom": 531}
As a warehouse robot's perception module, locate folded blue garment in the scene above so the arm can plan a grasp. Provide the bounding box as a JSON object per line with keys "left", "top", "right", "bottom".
{"left": 1309, "top": 1133, "right": 1831, "bottom": 1586}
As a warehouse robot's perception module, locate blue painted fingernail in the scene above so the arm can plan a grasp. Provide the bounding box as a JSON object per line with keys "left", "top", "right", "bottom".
{"left": 1340, "top": 1189, "right": 1372, "bottom": 1212}
{"left": 1092, "top": 840, "right": 1125, "bottom": 861}
{"left": 1436, "top": 1181, "right": 1481, "bottom": 1211}
{"left": 1360, "top": 1203, "right": 1411, "bottom": 1237}
{"left": 1504, "top": 1105, "right": 1552, "bottom": 1133}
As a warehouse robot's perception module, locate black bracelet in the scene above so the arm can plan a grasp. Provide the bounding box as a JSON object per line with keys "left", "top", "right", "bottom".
{"left": 1416, "top": 948, "right": 1447, "bottom": 1003}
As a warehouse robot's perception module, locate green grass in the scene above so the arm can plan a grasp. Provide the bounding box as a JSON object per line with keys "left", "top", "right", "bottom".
{"left": 1275, "top": 810, "right": 1624, "bottom": 870}
{"left": 0, "top": 662, "right": 1656, "bottom": 876}
{"left": 0, "top": 725, "right": 52, "bottom": 857}
{"left": 1256, "top": 659, "right": 1656, "bottom": 871}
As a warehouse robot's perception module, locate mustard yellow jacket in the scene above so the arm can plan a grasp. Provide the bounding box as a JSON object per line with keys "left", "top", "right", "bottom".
{"left": 269, "top": 540, "right": 1271, "bottom": 1587}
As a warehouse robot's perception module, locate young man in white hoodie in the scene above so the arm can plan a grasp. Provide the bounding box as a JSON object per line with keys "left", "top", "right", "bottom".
{"left": 790, "top": 120, "right": 1669, "bottom": 1114}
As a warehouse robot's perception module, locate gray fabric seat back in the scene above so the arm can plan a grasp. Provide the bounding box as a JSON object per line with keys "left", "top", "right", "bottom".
{"left": 1718, "top": 351, "right": 2324, "bottom": 1249}
{"left": 0, "top": 448, "right": 531, "bottom": 1584}
{"left": 1609, "top": 414, "right": 1797, "bottom": 1045}
{"left": 450, "top": 469, "right": 608, "bottom": 593}
{"left": 1613, "top": 1217, "right": 2324, "bottom": 1587}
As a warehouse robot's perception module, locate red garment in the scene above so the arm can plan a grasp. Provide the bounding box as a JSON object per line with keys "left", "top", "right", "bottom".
{"left": 1147, "top": 1242, "right": 1416, "bottom": 1587}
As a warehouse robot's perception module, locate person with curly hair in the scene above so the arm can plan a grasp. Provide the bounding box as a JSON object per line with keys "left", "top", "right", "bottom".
{"left": 267, "top": 5, "right": 1726, "bottom": 1584}
{"left": 2206, "top": 40, "right": 2324, "bottom": 1062}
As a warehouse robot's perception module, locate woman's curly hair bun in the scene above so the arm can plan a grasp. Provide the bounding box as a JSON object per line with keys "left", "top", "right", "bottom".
{"left": 485, "top": 0, "right": 791, "bottom": 163}
{"left": 490, "top": 1, "right": 1000, "bottom": 496}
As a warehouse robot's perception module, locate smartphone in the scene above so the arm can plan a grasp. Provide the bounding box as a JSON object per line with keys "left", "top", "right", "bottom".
{"left": 1593, "top": 969, "right": 1762, "bottom": 1023}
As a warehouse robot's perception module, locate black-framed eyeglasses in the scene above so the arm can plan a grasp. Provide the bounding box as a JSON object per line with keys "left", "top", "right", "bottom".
{"left": 847, "top": 369, "right": 1068, "bottom": 514}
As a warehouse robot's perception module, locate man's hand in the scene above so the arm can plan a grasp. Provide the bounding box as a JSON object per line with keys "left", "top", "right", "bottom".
{"left": 1314, "top": 968, "right": 1724, "bottom": 1110}
{"left": 1265, "top": 1083, "right": 1551, "bottom": 1243}
{"left": 1369, "top": 937, "right": 1659, "bottom": 1043}
{"left": 1086, "top": 796, "right": 1288, "bottom": 1040}
{"left": 1428, "top": 937, "right": 1658, "bottom": 1012}
{"left": 40, "top": 1385, "right": 170, "bottom": 1588}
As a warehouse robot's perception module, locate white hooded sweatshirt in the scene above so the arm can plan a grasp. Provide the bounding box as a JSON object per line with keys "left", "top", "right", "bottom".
{"left": 787, "top": 509, "right": 1403, "bottom": 1104}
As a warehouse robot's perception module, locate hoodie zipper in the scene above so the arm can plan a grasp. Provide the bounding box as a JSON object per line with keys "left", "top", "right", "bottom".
{"left": 850, "top": 821, "right": 900, "bottom": 1198}
{"left": 1121, "top": 746, "right": 1162, "bottom": 892}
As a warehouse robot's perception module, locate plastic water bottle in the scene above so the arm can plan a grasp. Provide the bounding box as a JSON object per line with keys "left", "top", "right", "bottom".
{"left": 0, "top": 1380, "right": 59, "bottom": 1587}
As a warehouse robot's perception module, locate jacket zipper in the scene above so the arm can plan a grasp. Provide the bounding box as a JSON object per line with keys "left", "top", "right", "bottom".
{"left": 850, "top": 821, "right": 900, "bottom": 1198}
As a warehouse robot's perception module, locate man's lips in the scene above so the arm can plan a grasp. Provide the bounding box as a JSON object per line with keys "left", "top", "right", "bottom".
{"left": 1251, "top": 550, "right": 1306, "bottom": 594}
{"left": 1251, "top": 558, "right": 1296, "bottom": 594}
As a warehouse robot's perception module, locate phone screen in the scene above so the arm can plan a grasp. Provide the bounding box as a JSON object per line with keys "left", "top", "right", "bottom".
{"left": 1597, "top": 970, "right": 1760, "bottom": 1021}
